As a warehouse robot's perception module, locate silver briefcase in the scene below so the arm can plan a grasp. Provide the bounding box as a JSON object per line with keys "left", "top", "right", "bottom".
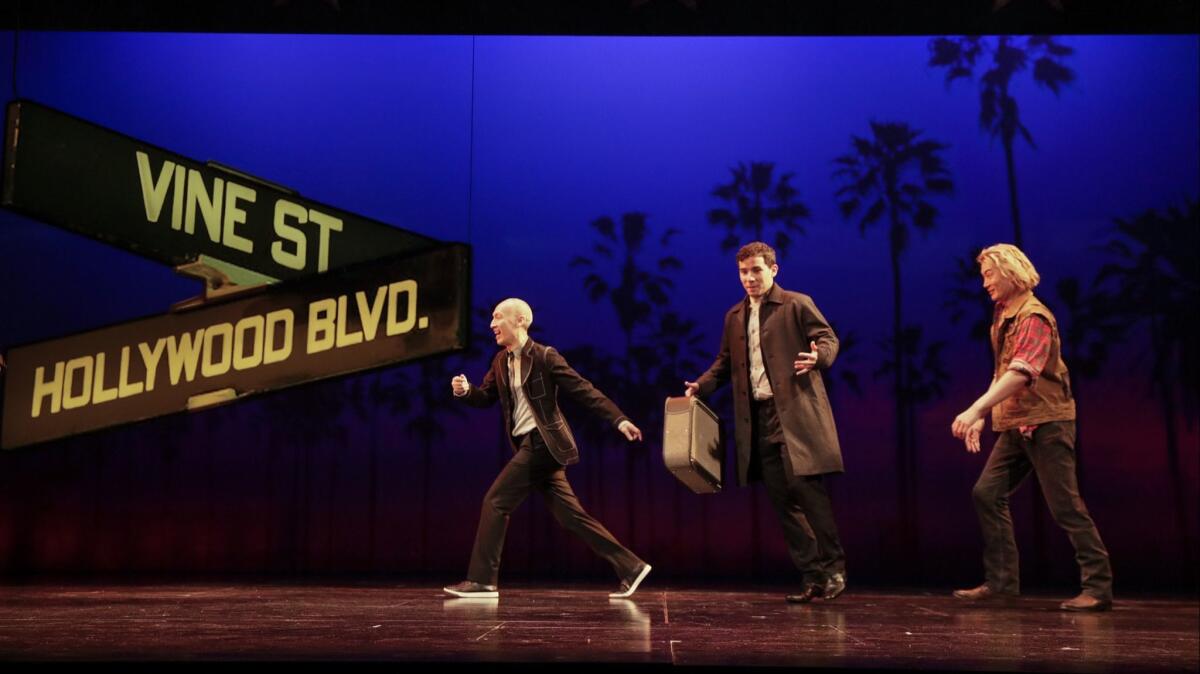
{"left": 662, "top": 396, "right": 722, "bottom": 493}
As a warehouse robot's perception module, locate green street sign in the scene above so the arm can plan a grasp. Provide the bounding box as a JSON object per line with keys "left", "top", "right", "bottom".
{"left": 3, "top": 100, "right": 436, "bottom": 280}
{"left": 2, "top": 244, "right": 471, "bottom": 449}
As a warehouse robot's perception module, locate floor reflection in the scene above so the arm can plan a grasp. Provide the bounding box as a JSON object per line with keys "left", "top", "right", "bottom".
{"left": 607, "top": 598, "right": 652, "bottom": 652}
{"left": 442, "top": 596, "right": 499, "bottom": 619}
{"left": 439, "top": 593, "right": 654, "bottom": 656}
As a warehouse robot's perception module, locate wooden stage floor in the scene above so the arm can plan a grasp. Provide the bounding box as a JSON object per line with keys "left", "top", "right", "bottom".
{"left": 0, "top": 581, "right": 1195, "bottom": 671}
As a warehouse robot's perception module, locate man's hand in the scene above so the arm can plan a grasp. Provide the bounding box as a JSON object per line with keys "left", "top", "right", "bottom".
{"left": 451, "top": 374, "right": 470, "bottom": 396}
{"left": 618, "top": 420, "right": 643, "bottom": 442}
{"left": 963, "top": 418, "right": 985, "bottom": 453}
{"left": 953, "top": 370, "right": 1028, "bottom": 442}
{"left": 683, "top": 381, "right": 699, "bottom": 398}
{"left": 794, "top": 341, "right": 819, "bottom": 375}
{"left": 952, "top": 406, "right": 984, "bottom": 440}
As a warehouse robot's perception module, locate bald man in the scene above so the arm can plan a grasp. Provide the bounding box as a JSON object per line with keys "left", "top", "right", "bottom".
{"left": 444, "top": 298, "right": 651, "bottom": 599}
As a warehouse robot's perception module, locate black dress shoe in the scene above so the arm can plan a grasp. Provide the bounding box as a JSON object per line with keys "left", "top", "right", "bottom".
{"left": 952, "top": 583, "right": 1017, "bottom": 601}
{"left": 785, "top": 583, "right": 825, "bottom": 604}
{"left": 822, "top": 573, "right": 846, "bottom": 600}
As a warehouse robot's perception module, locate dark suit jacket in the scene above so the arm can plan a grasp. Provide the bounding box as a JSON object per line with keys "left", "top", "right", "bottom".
{"left": 696, "top": 282, "right": 844, "bottom": 485}
{"left": 457, "top": 339, "right": 629, "bottom": 466}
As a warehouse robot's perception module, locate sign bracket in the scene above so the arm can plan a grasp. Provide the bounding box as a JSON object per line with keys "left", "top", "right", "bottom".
{"left": 170, "top": 254, "right": 278, "bottom": 312}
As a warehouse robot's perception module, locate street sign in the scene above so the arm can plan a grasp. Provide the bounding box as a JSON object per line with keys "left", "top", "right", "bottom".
{"left": 1, "top": 244, "right": 470, "bottom": 449}
{"left": 2, "top": 100, "right": 436, "bottom": 280}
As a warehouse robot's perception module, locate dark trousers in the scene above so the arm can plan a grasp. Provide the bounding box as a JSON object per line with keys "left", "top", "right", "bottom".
{"left": 973, "top": 420, "right": 1113, "bottom": 600}
{"left": 466, "top": 431, "right": 643, "bottom": 586}
{"left": 753, "top": 398, "right": 846, "bottom": 585}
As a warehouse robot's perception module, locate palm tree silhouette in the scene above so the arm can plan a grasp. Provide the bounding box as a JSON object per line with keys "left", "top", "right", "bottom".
{"left": 343, "top": 371, "right": 390, "bottom": 572}
{"left": 708, "top": 161, "right": 811, "bottom": 258}
{"left": 833, "top": 120, "right": 954, "bottom": 556}
{"left": 332, "top": 292, "right": 486, "bottom": 576}
{"left": 1097, "top": 200, "right": 1199, "bottom": 570}
{"left": 928, "top": 35, "right": 1075, "bottom": 246}
{"left": 255, "top": 379, "right": 348, "bottom": 573}
{"left": 812, "top": 319, "right": 862, "bottom": 541}
{"left": 646, "top": 310, "right": 713, "bottom": 562}
{"left": 569, "top": 212, "right": 684, "bottom": 548}
{"left": 875, "top": 323, "right": 950, "bottom": 566}
{"left": 647, "top": 311, "right": 709, "bottom": 391}
{"left": 375, "top": 356, "right": 463, "bottom": 572}
{"left": 570, "top": 213, "right": 681, "bottom": 373}
{"left": 944, "top": 246, "right": 994, "bottom": 362}
{"left": 824, "top": 321, "right": 864, "bottom": 403}
{"left": 1055, "top": 276, "right": 1125, "bottom": 481}
{"left": 1052, "top": 277, "right": 1123, "bottom": 581}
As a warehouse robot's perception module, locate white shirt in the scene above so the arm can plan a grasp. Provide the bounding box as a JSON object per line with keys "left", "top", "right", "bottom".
{"left": 748, "top": 299, "right": 773, "bottom": 401}
{"left": 507, "top": 339, "right": 537, "bottom": 437}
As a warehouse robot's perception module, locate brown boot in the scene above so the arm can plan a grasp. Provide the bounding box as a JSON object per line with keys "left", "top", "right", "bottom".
{"left": 1059, "top": 593, "right": 1112, "bottom": 612}
{"left": 952, "top": 584, "right": 1018, "bottom": 601}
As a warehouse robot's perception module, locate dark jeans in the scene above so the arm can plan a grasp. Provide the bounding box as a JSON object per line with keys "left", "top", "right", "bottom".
{"left": 972, "top": 420, "right": 1113, "bottom": 600}
{"left": 466, "top": 431, "right": 643, "bottom": 586}
{"left": 753, "top": 398, "right": 846, "bottom": 586}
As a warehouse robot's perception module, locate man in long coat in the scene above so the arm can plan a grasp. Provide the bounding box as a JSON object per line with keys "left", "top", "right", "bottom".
{"left": 686, "top": 241, "right": 846, "bottom": 603}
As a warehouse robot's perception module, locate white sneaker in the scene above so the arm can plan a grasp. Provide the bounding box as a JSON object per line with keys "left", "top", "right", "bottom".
{"left": 443, "top": 580, "right": 499, "bottom": 598}
{"left": 609, "top": 564, "right": 651, "bottom": 598}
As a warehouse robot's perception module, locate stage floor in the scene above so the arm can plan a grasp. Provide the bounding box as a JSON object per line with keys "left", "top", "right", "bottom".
{"left": 0, "top": 581, "right": 1195, "bottom": 671}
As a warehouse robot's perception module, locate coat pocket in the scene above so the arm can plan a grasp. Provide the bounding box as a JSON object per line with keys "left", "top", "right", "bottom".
{"left": 540, "top": 418, "right": 577, "bottom": 453}
{"left": 528, "top": 374, "right": 547, "bottom": 399}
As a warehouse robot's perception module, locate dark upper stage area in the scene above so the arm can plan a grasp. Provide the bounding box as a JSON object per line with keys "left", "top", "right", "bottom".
{"left": 2, "top": 0, "right": 1197, "bottom": 36}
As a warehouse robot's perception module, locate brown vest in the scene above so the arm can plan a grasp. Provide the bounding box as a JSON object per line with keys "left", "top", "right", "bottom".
{"left": 990, "top": 294, "right": 1076, "bottom": 431}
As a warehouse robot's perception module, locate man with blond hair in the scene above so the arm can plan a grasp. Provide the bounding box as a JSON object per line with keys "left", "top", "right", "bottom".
{"left": 444, "top": 298, "right": 651, "bottom": 599}
{"left": 951, "top": 244, "right": 1113, "bottom": 611}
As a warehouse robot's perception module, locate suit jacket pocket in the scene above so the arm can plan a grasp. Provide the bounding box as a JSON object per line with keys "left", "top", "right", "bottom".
{"left": 528, "top": 374, "right": 547, "bottom": 399}
{"left": 540, "top": 418, "right": 577, "bottom": 454}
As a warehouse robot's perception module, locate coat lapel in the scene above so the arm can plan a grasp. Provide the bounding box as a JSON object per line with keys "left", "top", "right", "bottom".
{"left": 495, "top": 352, "right": 512, "bottom": 417}
{"left": 732, "top": 301, "right": 747, "bottom": 338}
{"left": 497, "top": 351, "right": 510, "bottom": 387}
{"left": 758, "top": 283, "right": 784, "bottom": 347}
{"left": 520, "top": 343, "right": 534, "bottom": 388}
{"left": 725, "top": 299, "right": 747, "bottom": 392}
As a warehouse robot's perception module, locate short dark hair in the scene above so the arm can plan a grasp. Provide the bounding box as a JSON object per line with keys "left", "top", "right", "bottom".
{"left": 736, "top": 241, "right": 777, "bottom": 267}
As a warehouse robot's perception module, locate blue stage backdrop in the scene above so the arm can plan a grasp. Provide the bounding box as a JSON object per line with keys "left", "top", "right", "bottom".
{"left": 0, "top": 32, "right": 1196, "bottom": 590}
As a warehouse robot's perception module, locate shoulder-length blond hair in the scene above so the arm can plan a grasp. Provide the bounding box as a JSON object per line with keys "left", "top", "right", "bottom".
{"left": 977, "top": 244, "right": 1040, "bottom": 292}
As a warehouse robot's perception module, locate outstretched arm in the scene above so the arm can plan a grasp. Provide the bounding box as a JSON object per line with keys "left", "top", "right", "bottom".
{"left": 545, "top": 347, "right": 636, "bottom": 440}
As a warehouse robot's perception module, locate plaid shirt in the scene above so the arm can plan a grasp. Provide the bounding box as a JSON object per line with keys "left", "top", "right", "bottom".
{"left": 998, "top": 310, "right": 1054, "bottom": 436}
{"left": 1007, "top": 314, "right": 1053, "bottom": 386}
